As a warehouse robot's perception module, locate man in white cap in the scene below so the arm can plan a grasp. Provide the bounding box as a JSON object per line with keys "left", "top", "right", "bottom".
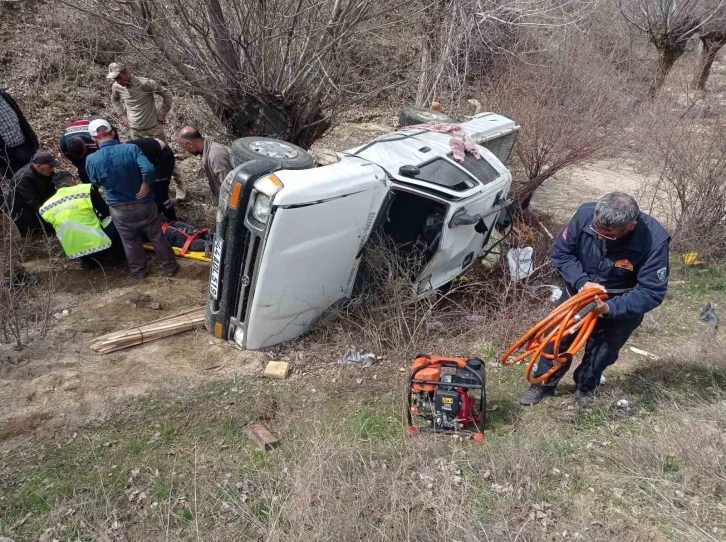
{"left": 107, "top": 62, "right": 187, "bottom": 200}
{"left": 85, "top": 119, "right": 179, "bottom": 279}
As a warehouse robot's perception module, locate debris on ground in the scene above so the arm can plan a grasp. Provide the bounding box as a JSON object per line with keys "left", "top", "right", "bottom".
{"left": 629, "top": 347, "right": 659, "bottom": 360}
{"left": 700, "top": 303, "right": 718, "bottom": 326}
{"left": 616, "top": 399, "right": 634, "bottom": 410}
{"left": 264, "top": 361, "right": 290, "bottom": 380}
{"left": 341, "top": 350, "right": 377, "bottom": 368}
{"left": 526, "top": 284, "right": 563, "bottom": 303}
{"left": 507, "top": 247, "right": 534, "bottom": 281}
{"left": 52, "top": 309, "right": 70, "bottom": 320}
{"left": 244, "top": 423, "right": 279, "bottom": 451}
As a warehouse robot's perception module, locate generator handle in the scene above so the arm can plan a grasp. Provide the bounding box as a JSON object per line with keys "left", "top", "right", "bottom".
{"left": 409, "top": 380, "right": 484, "bottom": 389}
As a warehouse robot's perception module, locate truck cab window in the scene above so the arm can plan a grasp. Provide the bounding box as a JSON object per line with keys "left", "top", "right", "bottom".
{"left": 413, "top": 158, "right": 475, "bottom": 191}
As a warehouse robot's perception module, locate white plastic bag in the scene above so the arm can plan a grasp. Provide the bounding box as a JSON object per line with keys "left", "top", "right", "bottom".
{"left": 507, "top": 247, "right": 534, "bottom": 282}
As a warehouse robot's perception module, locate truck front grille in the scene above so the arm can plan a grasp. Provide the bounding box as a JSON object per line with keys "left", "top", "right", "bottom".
{"left": 234, "top": 231, "right": 262, "bottom": 325}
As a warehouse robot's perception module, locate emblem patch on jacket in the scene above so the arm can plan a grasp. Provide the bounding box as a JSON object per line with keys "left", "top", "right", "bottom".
{"left": 562, "top": 227, "right": 569, "bottom": 240}
{"left": 657, "top": 267, "right": 668, "bottom": 282}
{"left": 614, "top": 259, "right": 634, "bottom": 271}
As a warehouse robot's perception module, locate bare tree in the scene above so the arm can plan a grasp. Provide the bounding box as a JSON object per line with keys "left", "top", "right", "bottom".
{"left": 639, "top": 109, "right": 726, "bottom": 260}
{"left": 65, "top": 0, "right": 410, "bottom": 147}
{"left": 483, "top": 36, "right": 633, "bottom": 209}
{"left": 694, "top": 5, "right": 726, "bottom": 89}
{"left": 414, "top": 0, "right": 597, "bottom": 108}
{"left": 619, "top": 0, "right": 723, "bottom": 96}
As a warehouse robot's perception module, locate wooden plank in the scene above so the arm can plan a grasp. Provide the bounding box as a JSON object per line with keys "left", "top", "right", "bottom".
{"left": 90, "top": 307, "right": 206, "bottom": 354}
{"left": 244, "top": 423, "right": 279, "bottom": 451}
{"left": 264, "top": 361, "right": 290, "bottom": 380}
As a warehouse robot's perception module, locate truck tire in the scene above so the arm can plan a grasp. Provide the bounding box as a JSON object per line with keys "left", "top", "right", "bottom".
{"left": 231, "top": 137, "right": 314, "bottom": 169}
{"left": 399, "top": 106, "right": 456, "bottom": 127}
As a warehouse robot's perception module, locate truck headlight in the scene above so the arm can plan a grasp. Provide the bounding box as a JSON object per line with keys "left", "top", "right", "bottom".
{"left": 250, "top": 174, "right": 284, "bottom": 224}
{"left": 252, "top": 192, "right": 273, "bottom": 223}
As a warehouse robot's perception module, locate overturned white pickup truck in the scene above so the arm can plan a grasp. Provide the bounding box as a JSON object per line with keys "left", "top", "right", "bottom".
{"left": 206, "top": 112, "right": 519, "bottom": 349}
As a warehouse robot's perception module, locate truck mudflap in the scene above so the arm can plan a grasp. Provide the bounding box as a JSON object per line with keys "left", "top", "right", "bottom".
{"left": 205, "top": 160, "right": 277, "bottom": 340}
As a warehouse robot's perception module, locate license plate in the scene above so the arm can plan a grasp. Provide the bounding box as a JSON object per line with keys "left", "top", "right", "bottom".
{"left": 209, "top": 235, "right": 224, "bottom": 300}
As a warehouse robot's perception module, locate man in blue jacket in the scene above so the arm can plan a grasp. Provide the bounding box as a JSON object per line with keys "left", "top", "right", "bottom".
{"left": 520, "top": 192, "right": 670, "bottom": 407}
{"left": 85, "top": 119, "right": 178, "bottom": 279}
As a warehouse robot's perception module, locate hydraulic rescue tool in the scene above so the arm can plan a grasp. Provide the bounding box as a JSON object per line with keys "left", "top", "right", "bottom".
{"left": 501, "top": 287, "right": 629, "bottom": 382}
{"left": 407, "top": 355, "right": 486, "bottom": 441}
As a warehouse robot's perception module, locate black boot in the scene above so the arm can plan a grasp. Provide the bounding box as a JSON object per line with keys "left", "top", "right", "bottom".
{"left": 519, "top": 384, "right": 555, "bottom": 406}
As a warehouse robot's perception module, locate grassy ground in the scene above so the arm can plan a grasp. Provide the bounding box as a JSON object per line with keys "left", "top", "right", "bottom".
{"left": 1, "top": 264, "right": 724, "bottom": 541}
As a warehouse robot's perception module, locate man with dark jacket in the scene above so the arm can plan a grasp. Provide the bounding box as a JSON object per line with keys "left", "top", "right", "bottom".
{"left": 128, "top": 137, "right": 177, "bottom": 221}
{"left": 8, "top": 152, "right": 59, "bottom": 235}
{"left": 0, "top": 89, "right": 38, "bottom": 178}
{"left": 519, "top": 192, "right": 671, "bottom": 408}
{"left": 59, "top": 119, "right": 119, "bottom": 184}
{"left": 85, "top": 119, "right": 178, "bottom": 279}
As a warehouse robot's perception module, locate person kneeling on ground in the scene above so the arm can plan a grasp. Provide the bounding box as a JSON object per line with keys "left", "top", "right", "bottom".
{"left": 84, "top": 119, "right": 178, "bottom": 279}
{"left": 7, "top": 152, "right": 59, "bottom": 235}
{"left": 39, "top": 170, "right": 125, "bottom": 269}
{"left": 519, "top": 192, "right": 670, "bottom": 408}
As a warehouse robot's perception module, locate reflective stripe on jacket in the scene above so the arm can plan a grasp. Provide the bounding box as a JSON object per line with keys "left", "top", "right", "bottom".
{"left": 39, "top": 184, "right": 111, "bottom": 259}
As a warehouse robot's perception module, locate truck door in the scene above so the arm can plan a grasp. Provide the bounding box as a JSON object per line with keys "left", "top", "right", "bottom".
{"left": 414, "top": 154, "right": 511, "bottom": 293}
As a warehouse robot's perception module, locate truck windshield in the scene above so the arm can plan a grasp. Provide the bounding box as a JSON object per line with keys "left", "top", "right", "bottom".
{"left": 414, "top": 158, "right": 476, "bottom": 191}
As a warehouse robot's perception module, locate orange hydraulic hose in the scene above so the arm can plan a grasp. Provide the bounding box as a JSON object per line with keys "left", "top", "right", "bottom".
{"left": 501, "top": 288, "right": 609, "bottom": 384}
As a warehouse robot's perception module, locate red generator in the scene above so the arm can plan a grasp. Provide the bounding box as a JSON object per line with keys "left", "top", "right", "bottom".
{"left": 407, "top": 355, "right": 486, "bottom": 440}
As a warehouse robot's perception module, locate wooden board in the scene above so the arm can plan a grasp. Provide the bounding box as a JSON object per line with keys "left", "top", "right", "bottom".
{"left": 264, "top": 361, "right": 290, "bottom": 380}
{"left": 90, "top": 307, "right": 206, "bottom": 354}
{"left": 244, "top": 423, "right": 279, "bottom": 451}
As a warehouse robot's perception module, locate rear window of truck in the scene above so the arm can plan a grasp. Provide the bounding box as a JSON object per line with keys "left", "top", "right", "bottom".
{"left": 414, "top": 158, "right": 476, "bottom": 191}
{"left": 453, "top": 153, "right": 500, "bottom": 185}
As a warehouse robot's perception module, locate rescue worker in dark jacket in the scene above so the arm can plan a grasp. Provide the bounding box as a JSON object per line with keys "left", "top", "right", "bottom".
{"left": 8, "top": 152, "right": 59, "bottom": 235}
{"left": 60, "top": 119, "right": 120, "bottom": 184}
{"left": 519, "top": 192, "right": 670, "bottom": 408}
{"left": 128, "top": 137, "right": 177, "bottom": 221}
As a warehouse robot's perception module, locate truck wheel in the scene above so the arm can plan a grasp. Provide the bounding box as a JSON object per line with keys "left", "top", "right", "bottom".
{"left": 231, "top": 137, "right": 314, "bottom": 169}
{"left": 399, "top": 106, "right": 456, "bottom": 127}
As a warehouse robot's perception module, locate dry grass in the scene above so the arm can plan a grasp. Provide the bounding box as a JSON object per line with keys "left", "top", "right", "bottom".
{"left": 1, "top": 344, "right": 723, "bottom": 540}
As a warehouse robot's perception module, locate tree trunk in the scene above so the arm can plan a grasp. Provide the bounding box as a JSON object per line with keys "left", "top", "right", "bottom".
{"left": 649, "top": 46, "right": 686, "bottom": 98}
{"left": 205, "top": 0, "right": 241, "bottom": 77}
{"left": 694, "top": 36, "right": 726, "bottom": 91}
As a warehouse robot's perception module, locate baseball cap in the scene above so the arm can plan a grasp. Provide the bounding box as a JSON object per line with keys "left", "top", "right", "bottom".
{"left": 88, "top": 119, "right": 113, "bottom": 137}
{"left": 106, "top": 62, "right": 126, "bottom": 79}
{"left": 32, "top": 152, "right": 61, "bottom": 167}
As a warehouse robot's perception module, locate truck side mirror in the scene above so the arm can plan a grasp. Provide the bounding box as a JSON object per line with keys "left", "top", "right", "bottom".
{"left": 399, "top": 165, "right": 420, "bottom": 178}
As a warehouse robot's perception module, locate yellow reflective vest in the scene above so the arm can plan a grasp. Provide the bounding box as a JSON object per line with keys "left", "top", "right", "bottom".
{"left": 39, "top": 184, "right": 111, "bottom": 259}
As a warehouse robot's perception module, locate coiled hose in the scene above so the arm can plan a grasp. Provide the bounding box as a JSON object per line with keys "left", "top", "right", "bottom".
{"left": 501, "top": 288, "right": 608, "bottom": 384}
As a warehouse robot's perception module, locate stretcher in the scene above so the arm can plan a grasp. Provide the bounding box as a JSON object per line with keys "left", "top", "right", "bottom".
{"left": 143, "top": 243, "right": 211, "bottom": 263}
